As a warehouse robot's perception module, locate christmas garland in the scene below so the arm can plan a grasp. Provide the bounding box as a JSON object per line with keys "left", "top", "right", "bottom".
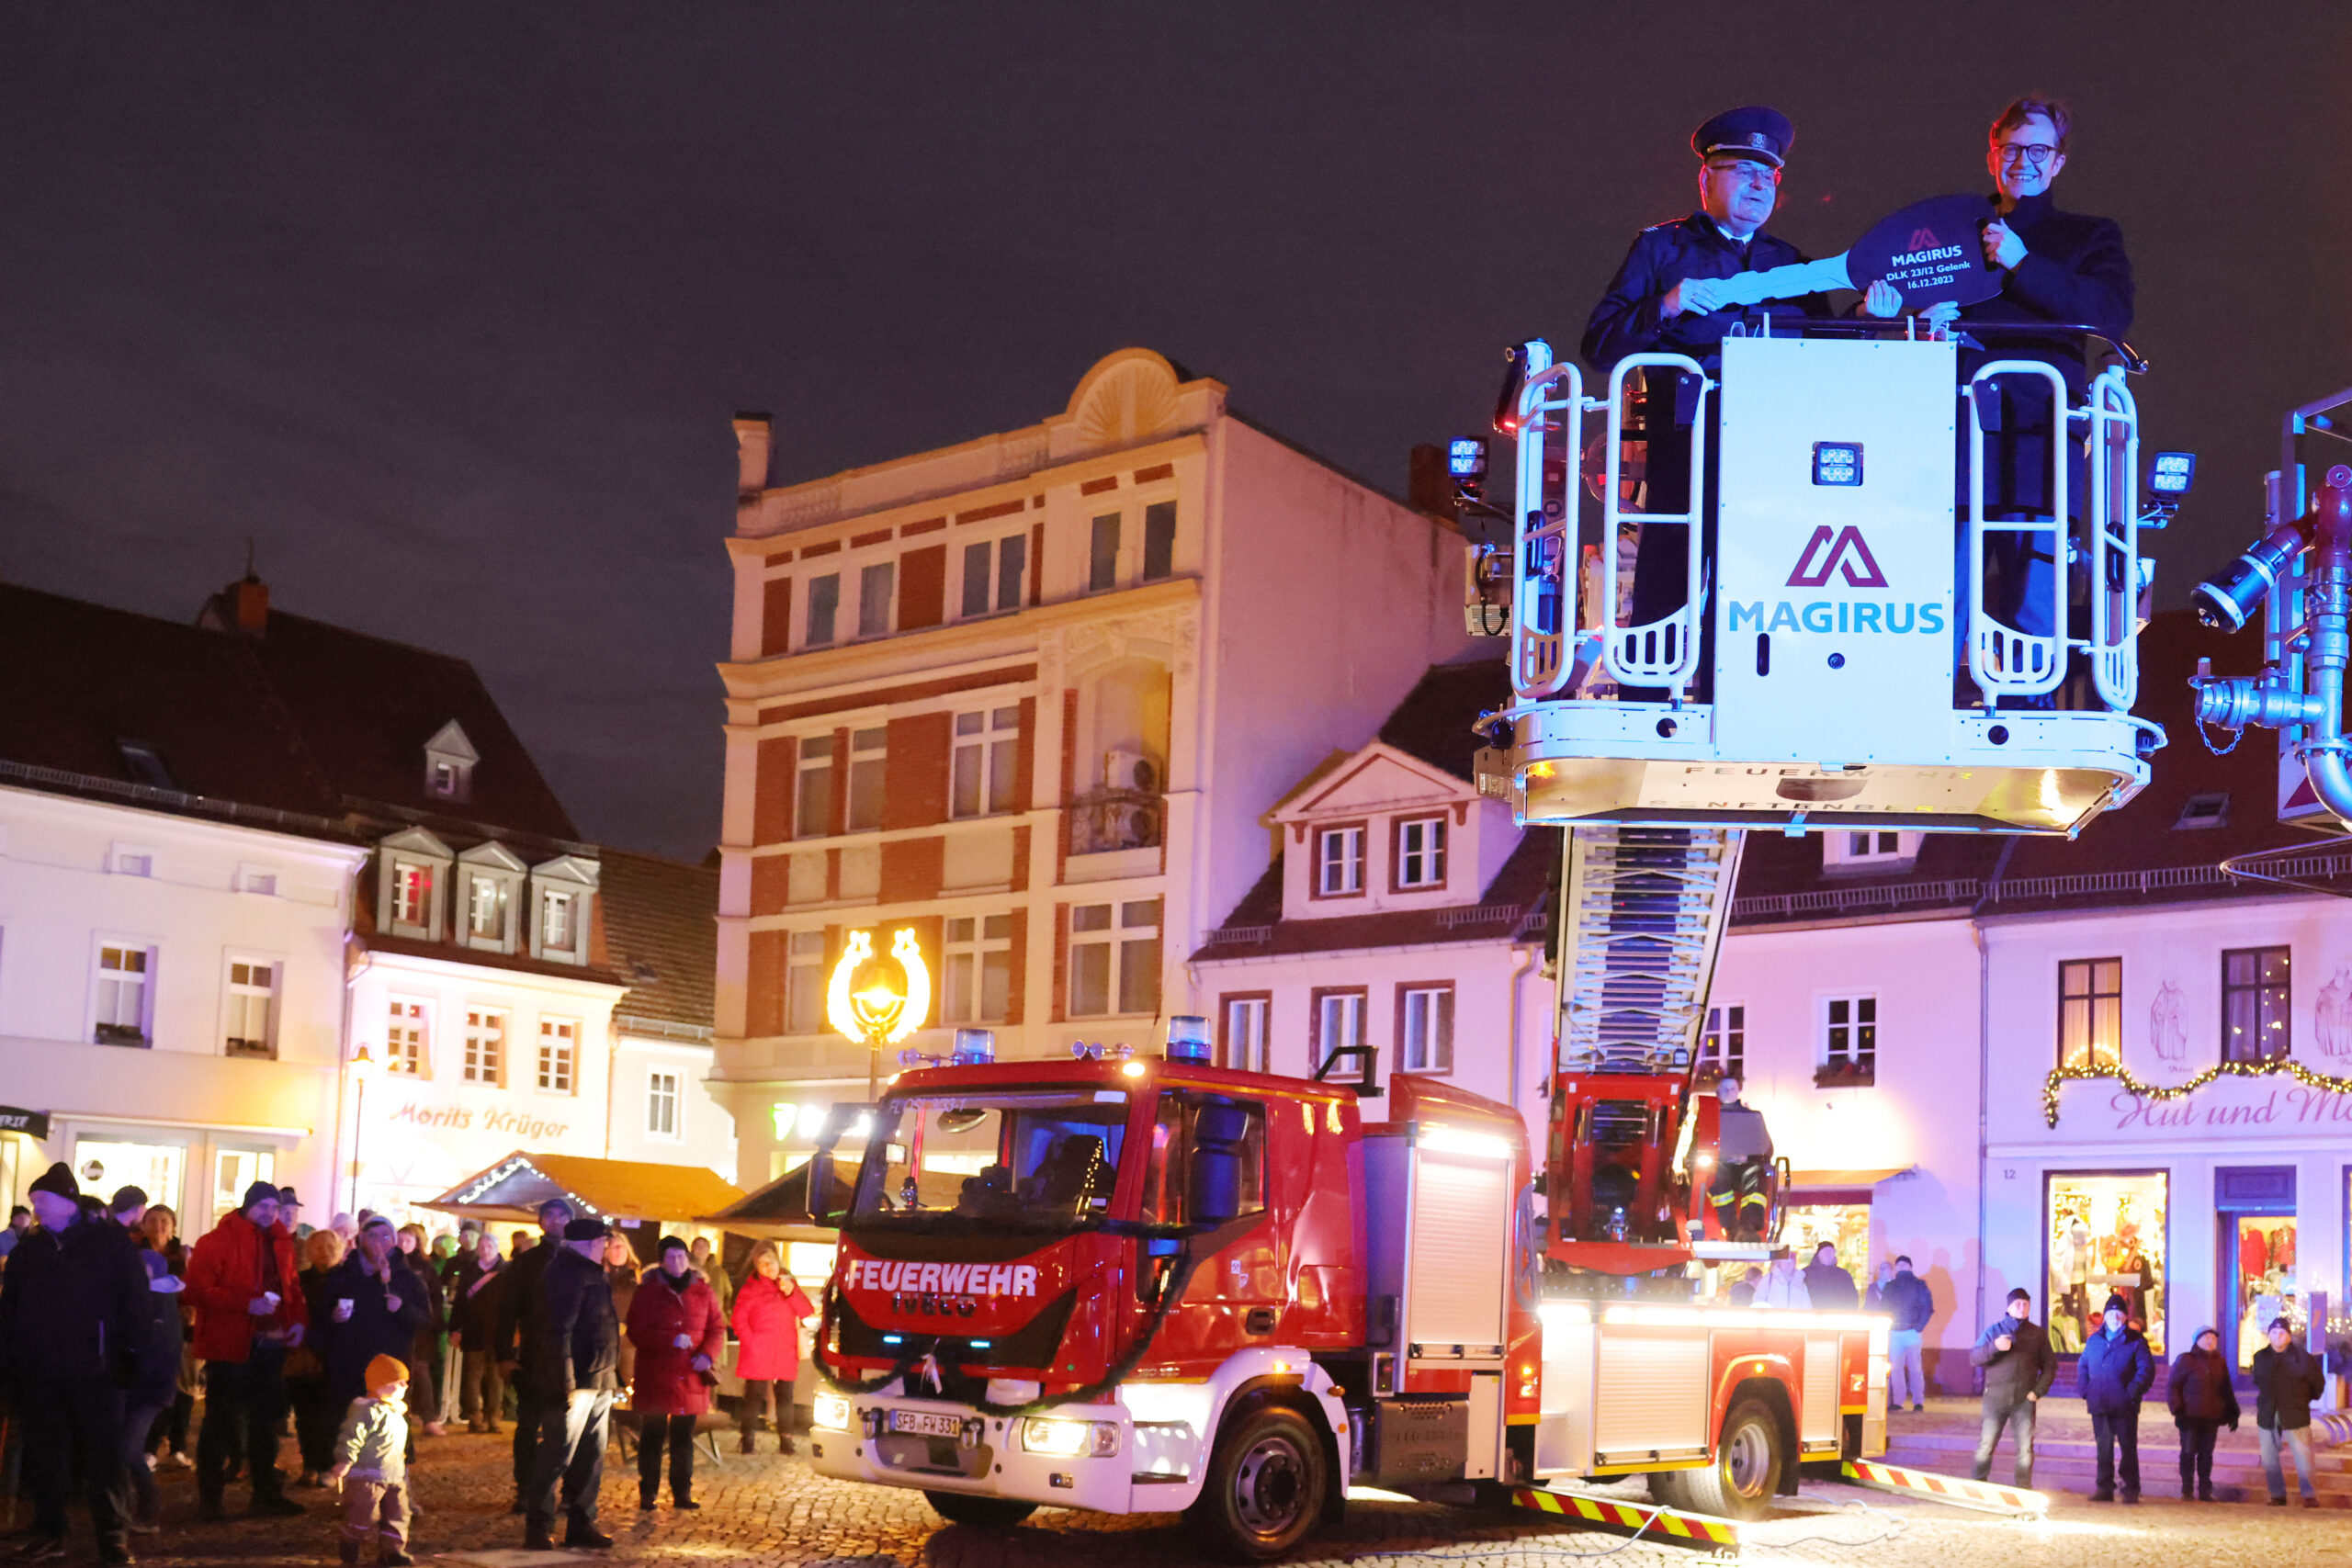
{"left": 2042, "top": 1055, "right": 2352, "bottom": 1127}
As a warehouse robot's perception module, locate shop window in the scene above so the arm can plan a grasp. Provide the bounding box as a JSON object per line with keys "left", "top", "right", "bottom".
{"left": 784, "top": 931, "right": 827, "bottom": 1035}
{"left": 2058, "top": 957, "right": 2123, "bottom": 1070}
{"left": 2222, "top": 946, "right": 2291, "bottom": 1063}
{"left": 212, "top": 1149, "right": 276, "bottom": 1231}
{"left": 1778, "top": 1203, "right": 1871, "bottom": 1289}
{"left": 1700, "top": 1003, "right": 1746, "bottom": 1082}
{"left": 74, "top": 1139, "right": 185, "bottom": 1223}
{"left": 2046, "top": 1171, "right": 2167, "bottom": 1356}
{"left": 2230, "top": 1213, "right": 2300, "bottom": 1371}
{"left": 1221, "top": 994, "right": 1270, "bottom": 1074}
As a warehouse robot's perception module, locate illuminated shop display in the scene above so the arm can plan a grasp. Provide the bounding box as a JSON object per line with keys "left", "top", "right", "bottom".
{"left": 2231, "top": 1213, "right": 2299, "bottom": 1370}
{"left": 2046, "top": 1172, "right": 2166, "bottom": 1355}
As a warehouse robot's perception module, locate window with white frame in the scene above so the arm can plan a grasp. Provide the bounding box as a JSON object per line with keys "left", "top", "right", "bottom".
{"left": 1822, "top": 830, "right": 1921, "bottom": 874}
{"left": 1316, "top": 988, "right": 1367, "bottom": 1058}
{"left": 951, "top": 707, "right": 1021, "bottom": 818}
{"left": 1069, "top": 898, "right": 1160, "bottom": 1016}
{"left": 846, "top": 727, "right": 888, "bottom": 832}
{"left": 223, "top": 960, "right": 277, "bottom": 1058}
{"left": 1222, "top": 995, "right": 1270, "bottom": 1073}
{"left": 796, "top": 736, "right": 835, "bottom": 839}
{"left": 391, "top": 861, "right": 434, "bottom": 927}
{"left": 463, "top": 1008, "right": 506, "bottom": 1084}
{"left": 1822, "top": 995, "right": 1876, "bottom": 1077}
{"left": 647, "top": 1068, "right": 681, "bottom": 1138}
{"left": 857, "top": 560, "right": 895, "bottom": 637}
{"left": 961, "top": 534, "right": 1028, "bottom": 617}
{"left": 94, "top": 945, "right": 149, "bottom": 1045}
{"left": 428, "top": 756, "right": 471, "bottom": 802}
{"left": 785, "top": 931, "right": 827, "bottom": 1035}
{"left": 467, "top": 874, "right": 511, "bottom": 944}
{"left": 1701, "top": 1003, "right": 1746, "bottom": 1080}
{"left": 1399, "top": 984, "right": 1454, "bottom": 1073}
{"left": 537, "top": 1018, "right": 578, "bottom": 1093}
{"left": 1396, "top": 817, "right": 1448, "bottom": 889}
{"left": 1317, "top": 826, "right": 1365, "bottom": 897}
{"left": 806, "top": 573, "right": 841, "bottom": 648}
{"left": 386, "top": 998, "right": 428, "bottom": 1077}
{"left": 540, "top": 889, "right": 574, "bottom": 952}
{"left": 942, "top": 913, "right": 1012, "bottom": 1024}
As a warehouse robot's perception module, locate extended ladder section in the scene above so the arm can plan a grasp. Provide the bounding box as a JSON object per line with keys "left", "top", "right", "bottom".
{"left": 1555, "top": 827, "right": 1745, "bottom": 1075}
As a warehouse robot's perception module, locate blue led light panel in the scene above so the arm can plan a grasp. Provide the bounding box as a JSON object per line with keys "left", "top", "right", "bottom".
{"left": 2150, "top": 451, "right": 2197, "bottom": 495}
{"left": 1812, "top": 442, "right": 1863, "bottom": 487}
{"left": 1448, "top": 437, "right": 1487, "bottom": 477}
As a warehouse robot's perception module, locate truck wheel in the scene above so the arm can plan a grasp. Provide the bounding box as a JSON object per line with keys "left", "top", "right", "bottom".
{"left": 1189, "top": 1404, "right": 1329, "bottom": 1562}
{"left": 1654, "top": 1396, "right": 1781, "bottom": 1521}
{"left": 923, "top": 1491, "right": 1038, "bottom": 1528}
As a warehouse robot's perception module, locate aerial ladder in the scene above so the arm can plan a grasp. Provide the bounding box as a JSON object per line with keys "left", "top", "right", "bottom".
{"left": 1450, "top": 321, "right": 2168, "bottom": 1288}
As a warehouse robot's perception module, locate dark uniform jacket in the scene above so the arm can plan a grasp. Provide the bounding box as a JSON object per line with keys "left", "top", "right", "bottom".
{"left": 494, "top": 1236, "right": 560, "bottom": 1366}
{"left": 0, "top": 1218, "right": 148, "bottom": 1388}
{"left": 529, "top": 1247, "right": 619, "bottom": 1400}
{"left": 1582, "top": 211, "right": 1836, "bottom": 383}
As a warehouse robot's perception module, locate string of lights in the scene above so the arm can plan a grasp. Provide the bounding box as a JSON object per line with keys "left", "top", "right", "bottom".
{"left": 2041, "top": 1055, "right": 2352, "bottom": 1127}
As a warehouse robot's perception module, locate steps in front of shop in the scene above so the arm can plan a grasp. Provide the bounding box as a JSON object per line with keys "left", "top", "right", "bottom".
{"left": 1882, "top": 1424, "right": 2352, "bottom": 1504}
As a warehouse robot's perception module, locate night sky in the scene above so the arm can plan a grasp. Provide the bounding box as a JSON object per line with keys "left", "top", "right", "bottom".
{"left": 4, "top": 6, "right": 2346, "bottom": 859}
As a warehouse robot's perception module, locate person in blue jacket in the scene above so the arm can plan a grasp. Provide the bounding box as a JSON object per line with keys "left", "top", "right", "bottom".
{"left": 2075, "top": 1292, "right": 2156, "bottom": 1502}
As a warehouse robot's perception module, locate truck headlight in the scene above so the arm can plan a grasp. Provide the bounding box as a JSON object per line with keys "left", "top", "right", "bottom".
{"left": 813, "top": 1393, "right": 852, "bottom": 1432}
{"left": 1021, "top": 1418, "right": 1119, "bottom": 1458}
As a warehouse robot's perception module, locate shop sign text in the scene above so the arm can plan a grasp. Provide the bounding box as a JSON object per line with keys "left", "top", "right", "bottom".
{"left": 2110, "top": 1085, "right": 2352, "bottom": 1133}
{"left": 387, "top": 1100, "right": 570, "bottom": 1143}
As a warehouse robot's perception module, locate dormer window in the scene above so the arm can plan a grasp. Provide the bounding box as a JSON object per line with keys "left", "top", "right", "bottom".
{"left": 1395, "top": 817, "right": 1448, "bottom": 889}
{"left": 469, "top": 875, "right": 510, "bottom": 940}
{"left": 376, "top": 829, "right": 455, "bottom": 942}
{"left": 423, "top": 720, "right": 479, "bottom": 805}
{"left": 542, "top": 889, "right": 574, "bottom": 949}
{"left": 527, "top": 854, "right": 599, "bottom": 965}
{"left": 393, "top": 863, "right": 434, "bottom": 926}
{"left": 454, "top": 840, "right": 526, "bottom": 954}
{"left": 1822, "top": 829, "right": 1923, "bottom": 875}
{"left": 1316, "top": 826, "right": 1366, "bottom": 897}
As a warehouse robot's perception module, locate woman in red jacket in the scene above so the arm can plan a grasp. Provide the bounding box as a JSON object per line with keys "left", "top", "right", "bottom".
{"left": 624, "top": 1235, "right": 724, "bottom": 1509}
{"left": 729, "top": 1244, "right": 815, "bottom": 1454}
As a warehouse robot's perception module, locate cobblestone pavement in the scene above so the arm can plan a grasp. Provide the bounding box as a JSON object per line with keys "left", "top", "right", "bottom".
{"left": 61, "top": 1420, "right": 2352, "bottom": 1568}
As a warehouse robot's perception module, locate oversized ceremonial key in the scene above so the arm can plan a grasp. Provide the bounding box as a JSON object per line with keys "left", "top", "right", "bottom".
{"left": 1712, "top": 194, "right": 2005, "bottom": 311}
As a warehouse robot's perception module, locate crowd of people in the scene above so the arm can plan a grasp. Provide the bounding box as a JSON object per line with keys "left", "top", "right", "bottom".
{"left": 0, "top": 1165, "right": 816, "bottom": 1565}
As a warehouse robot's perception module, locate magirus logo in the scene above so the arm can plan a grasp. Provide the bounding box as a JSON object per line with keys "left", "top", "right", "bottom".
{"left": 1786, "top": 525, "right": 1888, "bottom": 589}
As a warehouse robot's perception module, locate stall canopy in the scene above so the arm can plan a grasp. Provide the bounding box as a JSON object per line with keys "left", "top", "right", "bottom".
{"left": 1783, "top": 1167, "right": 1915, "bottom": 1205}
{"left": 697, "top": 1159, "right": 838, "bottom": 1243}
{"left": 421, "top": 1151, "right": 744, "bottom": 1229}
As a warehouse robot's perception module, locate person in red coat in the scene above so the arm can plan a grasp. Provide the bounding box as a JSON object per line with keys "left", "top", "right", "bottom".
{"left": 730, "top": 1245, "right": 816, "bottom": 1454}
{"left": 623, "top": 1236, "right": 724, "bottom": 1509}
{"left": 185, "top": 1181, "right": 311, "bottom": 1518}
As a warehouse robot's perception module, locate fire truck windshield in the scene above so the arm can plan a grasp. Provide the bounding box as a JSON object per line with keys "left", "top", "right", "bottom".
{"left": 848, "top": 1089, "right": 1131, "bottom": 1233}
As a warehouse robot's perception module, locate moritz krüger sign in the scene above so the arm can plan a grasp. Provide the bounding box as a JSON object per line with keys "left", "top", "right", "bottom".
{"left": 388, "top": 1100, "right": 570, "bottom": 1143}
{"left": 2109, "top": 1084, "right": 2352, "bottom": 1133}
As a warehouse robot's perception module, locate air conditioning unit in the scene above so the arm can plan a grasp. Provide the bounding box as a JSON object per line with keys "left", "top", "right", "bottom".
{"left": 1103, "top": 749, "right": 1160, "bottom": 794}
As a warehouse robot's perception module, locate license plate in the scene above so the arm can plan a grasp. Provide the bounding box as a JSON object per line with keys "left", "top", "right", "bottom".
{"left": 891, "top": 1411, "right": 967, "bottom": 1439}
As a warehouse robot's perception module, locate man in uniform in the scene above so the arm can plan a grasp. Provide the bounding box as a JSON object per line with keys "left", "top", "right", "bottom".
{"left": 1708, "top": 1077, "right": 1774, "bottom": 1242}
{"left": 1582, "top": 109, "right": 1897, "bottom": 694}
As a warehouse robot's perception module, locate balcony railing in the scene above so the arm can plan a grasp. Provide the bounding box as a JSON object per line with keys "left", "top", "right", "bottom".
{"left": 1068, "top": 789, "right": 1163, "bottom": 855}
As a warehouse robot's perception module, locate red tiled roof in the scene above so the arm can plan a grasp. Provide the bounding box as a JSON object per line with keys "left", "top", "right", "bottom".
{"left": 599, "top": 849, "right": 718, "bottom": 1032}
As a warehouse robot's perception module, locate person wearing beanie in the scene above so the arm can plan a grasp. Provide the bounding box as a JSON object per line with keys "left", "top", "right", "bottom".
{"left": 521, "top": 1218, "right": 621, "bottom": 1551}
{"left": 2166, "top": 1326, "right": 2238, "bottom": 1500}
{"left": 492, "top": 1197, "right": 574, "bottom": 1516}
{"left": 2077, "top": 1292, "right": 2155, "bottom": 1501}
{"left": 2251, "top": 1314, "right": 2326, "bottom": 1506}
{"left": 0, "top": 1162, "right": 148, "bottom": 1564}
{"left": 1969, "top": 1286, "right": 2055, "bottom": 1488}
{"left": 328, "top": 1355, "right": 413, "bottom": 1566}
{"left": 626, "top": 1236, "right": 724, "bottom": 1510}
{"left": 186, "top": 1181, "right": 311, "bottom": 1519}
{"left": 314, "top": 1219, "right": 429, "bottom": 1425}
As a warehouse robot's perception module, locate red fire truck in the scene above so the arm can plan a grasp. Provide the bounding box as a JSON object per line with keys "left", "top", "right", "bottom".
{"left": 806, "top": 1038, "right": 1887, "bottom": 1560}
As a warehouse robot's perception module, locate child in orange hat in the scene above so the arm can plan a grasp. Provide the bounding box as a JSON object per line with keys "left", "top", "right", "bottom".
{"left": 326, "top": 1354, "right": 412, "bottom": 1566}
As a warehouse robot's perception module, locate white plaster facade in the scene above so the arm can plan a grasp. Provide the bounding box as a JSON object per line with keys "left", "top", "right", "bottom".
{"left": 0, "top": 783, "right": 367, "bottom": 1228}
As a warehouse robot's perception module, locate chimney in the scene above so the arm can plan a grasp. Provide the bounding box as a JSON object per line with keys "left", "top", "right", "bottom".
{"left": 734, "top": 412, "right": 773, "bottom": 497}
{"left": 232, "top": 574, "right": 269, "bottom": 635}
{"left": 1408, "top": 443, "right": 1453, "bottom": 518}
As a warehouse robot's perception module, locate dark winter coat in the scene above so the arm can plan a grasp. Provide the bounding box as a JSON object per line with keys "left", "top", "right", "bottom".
{"left": 2166, "top": 1343, "right": 2239, "bottom": 1428}
{"left": 1878, "top": 1271, "right": 1934, "bottom": 1333}
{"left": 451, "top": 1256, "right": 505, "bottom": 1345}
{"left": 128, "top": 1251, "right": 187, "bottom": 1408}
{"left": 0, "top": 1217, "right": 148, "bottom": 1389}
{"left": 1956, "top": 191, "right": 2134, "bottom": 396}
{"left": 528, "top": 1246, "right": 619, "bottom": 1400}
{"left": 1582, "top": 212, "right": 1833, "bottom": 379}
{"left": 314, "top": 1251, "right": 430, "bottom": 1406}
{"left": 1804, "top": 1261, "right": 1860, "bottom": 1311}
{"left": 1971, "top": 1315, "right": 2057, "bottom": 1407}
{"left": 494, "top": 1235, "right": 560, "bottom": 1365}
{"left": 626, "top": 1268, "right": 725, "bottom": 1416}
{"left": 2075, "top": 1324, "right": 2156, "bottom": 1415}
{"left": 2251, "top": 1342, "right": 2326, "bottom": 1431}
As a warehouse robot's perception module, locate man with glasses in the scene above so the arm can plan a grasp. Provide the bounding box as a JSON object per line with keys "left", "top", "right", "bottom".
{"left": 1954, "top": 96, "right": 2135, "bottom": 703}
{"left": 1582, "top": 108, "right": 1898, "bottom": 696}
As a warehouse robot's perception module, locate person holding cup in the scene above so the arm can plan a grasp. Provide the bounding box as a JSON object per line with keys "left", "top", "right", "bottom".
{"left": 315, "top": 1218, "right": 430, "bottom": 1434}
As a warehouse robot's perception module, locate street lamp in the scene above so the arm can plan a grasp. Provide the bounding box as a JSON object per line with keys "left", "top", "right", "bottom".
{"left": 826, "top": 929, "right": 932, "bottom": 1098}
{"left": 347, "top": 1045, "right": 375, "bottom": 1214}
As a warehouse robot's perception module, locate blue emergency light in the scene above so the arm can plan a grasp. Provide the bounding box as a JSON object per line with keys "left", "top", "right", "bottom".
{"left": 1448, "top": 438, "right": 1487, "bottom": 479}
{"left": 1811, "top": 443, "right": 1863, "bottom": 487}
{"left": 2150, "top": 451, "right": 2197, "bottom": 496}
